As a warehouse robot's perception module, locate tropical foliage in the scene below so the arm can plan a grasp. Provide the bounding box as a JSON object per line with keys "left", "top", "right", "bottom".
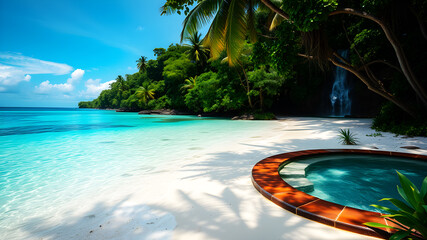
{"left": 162, "top": 0, "right": 427, "bottom": 127}
{"left": 79, "top": 0, "right": 427, "bottom": 135}
{"left": 184, "top": 32, "right": 210, "bottom": 73}
{"left": 338, "top": 128, "right": 358, "bottom": 145}
{"left": 136, "top": 56, "right": 148, "bottom": 72}
{"left": 364, "top": 171, "right": 427, "bottom": 240}
{"left": 181, "top": 76, "right": 197, "bottom": 92}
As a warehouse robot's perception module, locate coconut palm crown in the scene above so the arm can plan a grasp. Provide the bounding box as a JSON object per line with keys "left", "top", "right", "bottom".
{"left": 181, "top": 76, "right": 197, "bottom": 92}
{"left": 167, "top": 0, "right": 259, "bottom": 66}
{"left": 136, "top": 86, "right": 155, "bottom": 103}
{"left": 136, "top": 56, "right": 148, "bottom": 72}
{"left": 184, "top": 32, "right": 210, "bottom": 67}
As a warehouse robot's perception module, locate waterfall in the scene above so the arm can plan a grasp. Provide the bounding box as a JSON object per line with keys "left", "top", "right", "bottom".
{"left": 330, "top": 50, "right": 351, "bottom": 117}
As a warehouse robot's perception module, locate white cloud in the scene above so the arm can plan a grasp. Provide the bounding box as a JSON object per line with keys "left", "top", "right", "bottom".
{"left": 81, "top": 78, "right": 115, "bottom": 98}
{"left": 0, "top": 53, "right": 73, "bottom": 89}
{"left": 69, "top": 69, "right": 84, "bottom": 85}
{"left": 35, "top": 80, "right": 73, "bottom": 93}
{"left": 35, "top": 69, "right": 85, "bottom": 94}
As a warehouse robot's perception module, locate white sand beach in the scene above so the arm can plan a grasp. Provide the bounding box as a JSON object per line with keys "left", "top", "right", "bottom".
{"left": 16, "top": 117, "right": 427, "bottom": 240}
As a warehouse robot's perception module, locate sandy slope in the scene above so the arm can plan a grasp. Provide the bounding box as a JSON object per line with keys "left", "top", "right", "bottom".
{"left": 20, "top": 117, "right": 427, "bottom": 240}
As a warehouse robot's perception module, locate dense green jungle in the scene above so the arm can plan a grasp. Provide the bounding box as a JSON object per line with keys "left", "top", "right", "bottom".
{"left": 79, "top": 0, "right": 427, "bottom": 136}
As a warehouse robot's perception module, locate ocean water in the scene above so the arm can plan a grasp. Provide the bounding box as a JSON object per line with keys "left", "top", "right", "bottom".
{"left": 304, "top": 154, "right": 427, "bottom": 212}
{"left": 0, "top": 107, "right": 279, "bottom": 239}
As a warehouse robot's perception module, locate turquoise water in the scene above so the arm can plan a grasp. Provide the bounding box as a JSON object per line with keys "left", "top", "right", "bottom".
{"left": 304, "top": 154, "right": 427, "bottom": 212}
{"left": 0, "top": 107, "right": 278, "bottom": 238}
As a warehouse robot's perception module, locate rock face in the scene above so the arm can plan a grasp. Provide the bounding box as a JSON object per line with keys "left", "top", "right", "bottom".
{"left": 138, "top": 109, "right": 192, "bottom": 115}
{"left": 232, "top": 114, "right": 255, "bottom": 120}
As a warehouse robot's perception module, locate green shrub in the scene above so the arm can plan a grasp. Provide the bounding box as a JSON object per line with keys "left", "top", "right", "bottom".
{"left": 364, "top": 171, "right": 427, "bottom": 240}
{"left": 338, "top": 129, "right": 358, "bottom": 145}
{"left": 373, "top": 103, "right": 427, "bottom": 137}
{"left": 366, "top": 132, "right": 383, "bottom": 137}
{"left": 253, "top": 112, "right": 276, "bottom": 120}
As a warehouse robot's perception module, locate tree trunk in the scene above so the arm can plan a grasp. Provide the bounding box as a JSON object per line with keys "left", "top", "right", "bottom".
{"left": 260, "top": 88, "right": 264, "bottom": 111}
{"left": 330, "top": 8, "right": 427, "bottom": 109}
{"left": 243, "top": 69, "right": 253, "bottom": 109}
{"left": 238, "top": 64, "right": 254, "bottom": 109}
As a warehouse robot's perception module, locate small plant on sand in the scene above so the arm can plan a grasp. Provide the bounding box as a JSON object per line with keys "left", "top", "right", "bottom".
{"left": 364, "top": 171, "right": 427, "bottom": 240}
{"left": 338, "top": 129, "right": 358, "bottom": 145}
{"left": 366, "top": 132, "right": 383, "bottom": 137}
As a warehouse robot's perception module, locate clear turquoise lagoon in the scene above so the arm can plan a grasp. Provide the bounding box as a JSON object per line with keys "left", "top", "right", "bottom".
{"left": 304, "top": 154, "right": 427, "bottom": 212}
{"left": 0, "top": 107, "right": 279, "bottom": 238}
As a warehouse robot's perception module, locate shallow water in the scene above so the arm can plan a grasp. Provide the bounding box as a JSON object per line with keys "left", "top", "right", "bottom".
{"left": 304, "top": 154, "right": 427, "bottom": 212}
{"left": 0, "top": 107, "right": 279, "bottom": 239}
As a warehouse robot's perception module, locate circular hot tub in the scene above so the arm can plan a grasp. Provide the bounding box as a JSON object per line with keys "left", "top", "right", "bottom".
{"left": 251, "top": 149, "right": 427, "bottom": 239}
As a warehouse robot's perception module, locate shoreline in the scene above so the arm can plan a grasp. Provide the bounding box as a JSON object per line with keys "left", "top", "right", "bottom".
{"left": 88, "top": 107, "right": 379, "bottom": 121}
{"left": 6, "top": 117, "right": 427, "bottom": 240}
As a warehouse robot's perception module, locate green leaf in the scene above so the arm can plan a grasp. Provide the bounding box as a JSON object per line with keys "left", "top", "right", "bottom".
{"left": 246, "top": 0, "right": 257, "bottom": 43}
{"left": 370, "top": 204, "right": 399, "bottom": 214}
{"left": 380, "top": 198, "right": 414, "bottom": 213}
{"left": 397, "top": 171, "right": 419, "bottom": 208}
{"left": 420, "top": 176, "right": 427, "bottom": 200}
{"left": 225, "top": 0, "right": 247, "bottom": 66}
{"left": 391, "top": 214, "right": 418, "bottom": 227}
{"left": 386, "top": 218, "right": 409, "bottom": 230}
{"left": 181, "top": 0, "right": 222, "bottom": 41}
{"left": 397, "top": 185, "right": 411, "bottom": 206}
{"left": 203, "top": 0, "right": 230, "bottom": 59}
{"left": 363, "top": 222, "right": 395, "bottom": 229}
{"left": 389, "top": 231, "right": 411, "bottom": 240}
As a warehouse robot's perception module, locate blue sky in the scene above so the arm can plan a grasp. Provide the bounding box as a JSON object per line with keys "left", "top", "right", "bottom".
{"left": 0, "top": 0, "right": 197, "bottom": 107}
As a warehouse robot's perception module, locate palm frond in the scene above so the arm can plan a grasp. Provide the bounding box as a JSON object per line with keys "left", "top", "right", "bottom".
{"left": 269, "top": 13, "right": 284, "bottom": 31}
{"left": 257, "top": 0, "right": 279, "bottom": 12}
{"left": 181, "top": 0, "right": 223, "bottom": 41}
{"left": 160, "top": 5, "right": 176, "bottom": 16}
{"left": 338, "top": 128, "right": 358, "bottom": 145}
{"left": 225, "top": 0, "right": 247, "bottom": 66}
{"left": 247, "top": 0, "right": 258, "bottom": 43}
{"left": 203, "top": 0, "right": 230, "bottom": 59}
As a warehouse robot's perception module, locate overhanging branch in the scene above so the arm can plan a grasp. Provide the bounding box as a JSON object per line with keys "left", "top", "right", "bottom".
{"left": 260, "top": 0, "right": 289, "bottom": 20}
{"left": 360, "top": 60, "right": 403, "bottom": 74}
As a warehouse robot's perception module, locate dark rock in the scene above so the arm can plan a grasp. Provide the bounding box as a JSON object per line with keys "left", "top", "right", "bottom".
{"left": 400, "top": 146, "right": 420, "bottom": 149}
{"left": 231, "top": 114, "right": 255, "bottom": 120}
{"left": 138, "top": 109, "right": 193, "bottom": 115}
{"left": 116, "top": 109, "right": 139, "bottom": 112}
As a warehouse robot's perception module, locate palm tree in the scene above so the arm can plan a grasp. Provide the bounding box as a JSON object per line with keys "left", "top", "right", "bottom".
{"left": 136, "top": 86, "right": 155, "bottom": 103}
{"left": 174, "top": 0, "right": 258, "bottom": 66}
{"left": 115, "top": 75, "right": 127, "bottom": 92}
{"left": 136, "top": 56, "right": 147, "bottom": 72}
{"left": 115, "top": 75, "right": 127, "bottom": 100}
{"left": 181, "top": 76, "right": 197, "bottom": 92}
{"left": 162, "top": 0, "right": 427, "bottom": 118}
{"left": 184, "top": 32, "right": 209, "bottom": 69}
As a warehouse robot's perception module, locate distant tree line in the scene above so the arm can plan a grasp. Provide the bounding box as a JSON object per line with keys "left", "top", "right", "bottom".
{"left": 78, "top": 30, "right": 300, "bottom": 115}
